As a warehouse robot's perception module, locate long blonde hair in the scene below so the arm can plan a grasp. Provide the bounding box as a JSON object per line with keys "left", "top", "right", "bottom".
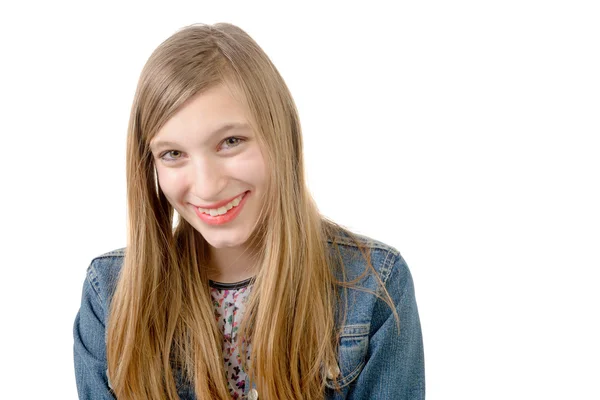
{"left": 107, "top": 22, "right": 392, "bottom": 399}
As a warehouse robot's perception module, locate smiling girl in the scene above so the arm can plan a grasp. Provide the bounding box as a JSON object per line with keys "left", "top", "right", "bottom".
{"left": 73, "top": 23, "right": 425, "bottom": 400}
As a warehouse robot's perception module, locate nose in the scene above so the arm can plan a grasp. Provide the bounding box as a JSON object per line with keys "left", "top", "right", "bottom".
{"left": 190, "top": 156, "right": 227, "bottom": 201}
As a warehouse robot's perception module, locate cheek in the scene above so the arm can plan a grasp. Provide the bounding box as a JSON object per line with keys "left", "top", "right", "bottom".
{"left": 233, "top": 147, "right": 268, "bottom": 185}
{"left": 156, "top": 168, "right": 188, "bottom": 199}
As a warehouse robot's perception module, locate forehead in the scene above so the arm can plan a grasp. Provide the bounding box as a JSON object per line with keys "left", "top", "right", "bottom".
{"left": 151, "top": 83, "right": 252, "bottom": 145}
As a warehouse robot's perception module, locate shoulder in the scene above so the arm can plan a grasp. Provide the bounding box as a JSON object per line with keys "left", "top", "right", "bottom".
{"left": 84, "top": 248, "right": 126, "bottom": 311}
{"left": 324, "top": 229, "right": 417, "bottom": 392}
{"left": 326, "top": 228, "right": 408, "bottom": 291}
{"left": 325, "top": 226, "right": 413, "bottom": 325}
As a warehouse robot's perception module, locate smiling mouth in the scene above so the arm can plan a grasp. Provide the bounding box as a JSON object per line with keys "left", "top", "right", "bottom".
{"left": 196, "top": 191, "right": 249, "bottom": 216}
{"left": 193, "top": 191, "right": 250, "bottom": 226}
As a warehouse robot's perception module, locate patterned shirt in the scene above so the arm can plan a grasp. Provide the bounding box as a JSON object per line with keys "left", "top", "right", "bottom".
{"left": 210, "top": 278, "right": 253, "bottom": 399}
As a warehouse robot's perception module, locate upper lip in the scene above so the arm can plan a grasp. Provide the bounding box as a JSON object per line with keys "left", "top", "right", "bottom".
{"left": 195, "top": 191, "right": 248, "bottom": 209}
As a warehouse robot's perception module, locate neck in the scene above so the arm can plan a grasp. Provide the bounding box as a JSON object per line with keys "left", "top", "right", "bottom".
{"left": 206, "top": 245, "right": 258, "bottom": 283}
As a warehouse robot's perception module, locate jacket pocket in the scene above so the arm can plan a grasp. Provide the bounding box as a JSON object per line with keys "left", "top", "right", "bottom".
{"left": 325, "top": 324, "right": 370, "bottom": 389}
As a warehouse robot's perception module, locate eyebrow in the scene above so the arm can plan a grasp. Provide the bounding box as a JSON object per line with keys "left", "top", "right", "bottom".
{"left": 150, "top": 122, "right": 250, "bottom": 151}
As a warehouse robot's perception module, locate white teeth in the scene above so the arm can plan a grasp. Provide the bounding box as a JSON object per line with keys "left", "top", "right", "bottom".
{"left": 198, "top": 193, "right": 245, "bottom": 216}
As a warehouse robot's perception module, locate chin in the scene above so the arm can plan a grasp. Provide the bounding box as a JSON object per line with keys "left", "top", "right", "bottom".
{"left": 194, "top": 226, "right": 249, "bottom": 248}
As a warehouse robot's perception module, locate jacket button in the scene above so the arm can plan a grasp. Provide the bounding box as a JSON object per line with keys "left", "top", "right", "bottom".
{"left": 248, "top": 388, "right": 259, "bottom": 400}
{"left": 326, "top": 364, "right": 341, "bottom": 380}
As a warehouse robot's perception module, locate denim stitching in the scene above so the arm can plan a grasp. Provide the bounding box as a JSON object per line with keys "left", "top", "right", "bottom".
{"left": 327, "top": 234, "right": 401, "bottom": 256}
{"left": 336, "top": 359, "right": 365, "bottom": 387}
{"left": 379, "top": 250, "right": 396, "bottom": 286}
{"left": 92, "top": 248, "right": 126, "bottom": 261}
{"left": 325, "top": 325, "right": 370, "bottom": 389}
{"left": 86, "top": 263, "right": 105, "bottom": 312}
{"left": 340, "top": 324, "right": 370, "bottom": 337}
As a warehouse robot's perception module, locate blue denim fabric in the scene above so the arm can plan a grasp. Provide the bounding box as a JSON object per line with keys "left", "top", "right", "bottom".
{"left": 73, "top": 231, "right": 425, "bottom": 399}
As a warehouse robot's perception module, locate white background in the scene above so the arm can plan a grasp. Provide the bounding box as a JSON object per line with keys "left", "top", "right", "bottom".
{"left": 0, "top": 1, "right": 598, "bottom": 399}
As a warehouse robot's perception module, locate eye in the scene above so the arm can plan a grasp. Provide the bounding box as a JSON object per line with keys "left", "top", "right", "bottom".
{"left": 220, "top": 136, "right": 245, "bottom": 151}
{"left": 159, "top": 150, "right": 183, "bottom": 162}
{"left": 156, "top": 136, "right": 245, "bottom": 163}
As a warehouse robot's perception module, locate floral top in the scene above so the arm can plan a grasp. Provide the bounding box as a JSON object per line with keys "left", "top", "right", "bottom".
{"left": 210, "top": 278, "right": 253, "bottom": 399}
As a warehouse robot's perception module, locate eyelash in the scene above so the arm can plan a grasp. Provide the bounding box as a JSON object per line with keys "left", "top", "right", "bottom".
{"left": 158, "top": 136, "right": 245, "bottom": 162}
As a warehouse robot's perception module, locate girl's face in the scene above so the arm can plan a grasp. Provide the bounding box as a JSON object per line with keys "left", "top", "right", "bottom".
{"left": 150, "top": 83, "right": 267, "bottom": 254}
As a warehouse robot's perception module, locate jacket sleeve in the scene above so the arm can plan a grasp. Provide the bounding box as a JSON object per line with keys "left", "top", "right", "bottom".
{"left": 348, "top": 253, "right": 426, "bottom": 399}
{"left": 73, "top": 265, "right": 116, "bottom": 399}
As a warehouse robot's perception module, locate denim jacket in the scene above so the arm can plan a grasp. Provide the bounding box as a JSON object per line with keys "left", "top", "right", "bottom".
{"left": 73, "top": 231, "right": 425, "bottom": 399}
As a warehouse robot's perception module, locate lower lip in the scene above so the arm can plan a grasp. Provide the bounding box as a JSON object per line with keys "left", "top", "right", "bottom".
{"left": 193, "top": 191, "right": 250, "bottom": 226}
